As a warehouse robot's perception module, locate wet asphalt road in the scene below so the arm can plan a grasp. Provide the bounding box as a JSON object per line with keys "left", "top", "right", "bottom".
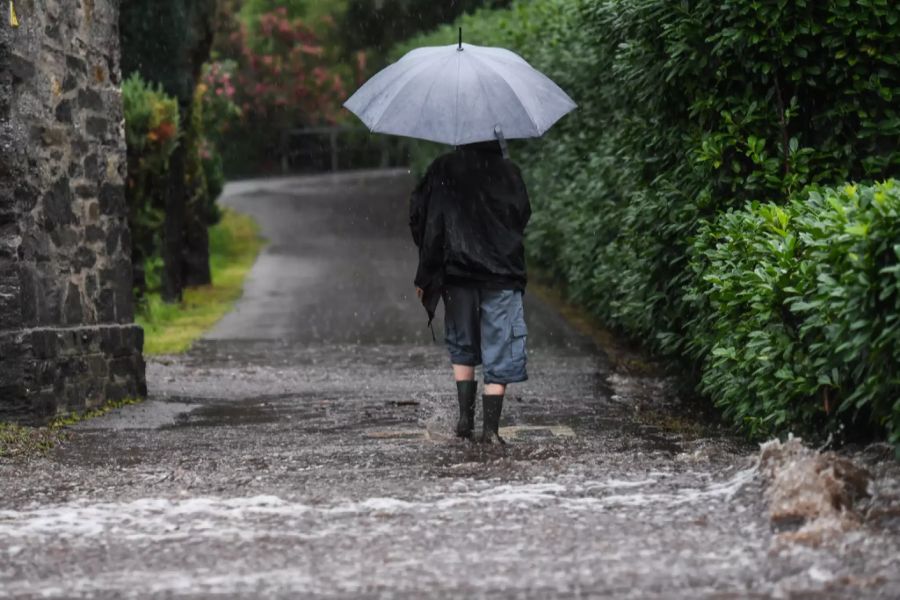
{"left": 2, "top": 170, "right": 900, "bottom": 599}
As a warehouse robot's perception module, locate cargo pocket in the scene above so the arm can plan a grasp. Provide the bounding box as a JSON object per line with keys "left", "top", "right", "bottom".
{"left": 510, "top": 322, "right": 528, "bottom": 361}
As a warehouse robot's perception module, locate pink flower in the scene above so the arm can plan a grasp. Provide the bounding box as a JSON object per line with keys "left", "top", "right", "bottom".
{"left": 300, "top": 44, "right": 324, "bottom": 57}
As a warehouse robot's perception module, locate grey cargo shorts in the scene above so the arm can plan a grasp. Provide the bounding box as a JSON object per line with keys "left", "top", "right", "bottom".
{"left": 442, "top": 285, "right": 528, "bottom": 385}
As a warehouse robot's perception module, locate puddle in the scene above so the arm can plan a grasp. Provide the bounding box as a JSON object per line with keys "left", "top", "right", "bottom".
{"left": 173, "top": 403, "right": 286, "bottom": 427}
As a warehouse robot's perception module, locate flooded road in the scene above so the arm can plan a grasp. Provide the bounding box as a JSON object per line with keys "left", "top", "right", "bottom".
{"left": 2, "top": 171, "right": 899, "bottom": 598}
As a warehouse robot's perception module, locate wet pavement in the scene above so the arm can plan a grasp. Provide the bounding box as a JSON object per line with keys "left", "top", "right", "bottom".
{"left": 2, "top": 170, "right": 900, "bottom": 599}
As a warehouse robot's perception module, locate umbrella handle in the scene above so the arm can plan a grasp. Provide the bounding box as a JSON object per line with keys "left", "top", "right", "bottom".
{"left": 494, "top": 125, "right": 510, "bottom": 160}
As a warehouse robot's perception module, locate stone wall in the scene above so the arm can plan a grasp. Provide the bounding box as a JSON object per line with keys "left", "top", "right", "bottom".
{"left": 0, "top": 0, "right": 146, "bottom": 422}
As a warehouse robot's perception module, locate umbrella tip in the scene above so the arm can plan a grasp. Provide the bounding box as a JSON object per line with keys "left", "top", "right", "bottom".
{"left": 458, "top": 27, "right": 463, "bottom": 51}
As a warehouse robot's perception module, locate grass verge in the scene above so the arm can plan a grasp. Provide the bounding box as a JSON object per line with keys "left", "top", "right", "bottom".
{"left": 0, "top": 423, "right": 64, "bottom": 459}
{"left": 0, "top": 397, "right": 143, "bottom": 459}
{"left": 137, "top": 208, "right": 264, "bottom": 355}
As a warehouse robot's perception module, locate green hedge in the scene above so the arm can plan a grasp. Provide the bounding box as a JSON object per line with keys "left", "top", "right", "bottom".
{"left": 392, "top": 0, "right": 900, "bottom": 444}
{"left": 688, "top": 181, "right": 900, "bottom": 444}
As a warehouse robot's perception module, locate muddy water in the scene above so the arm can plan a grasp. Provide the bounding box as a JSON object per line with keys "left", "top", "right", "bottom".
{"left": 2, "top": 172, "right": 899, "bottom": 598}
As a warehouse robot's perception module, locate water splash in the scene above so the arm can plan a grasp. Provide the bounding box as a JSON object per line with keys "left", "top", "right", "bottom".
{"left": 758, "top": 437, "right": 871, "bottom": 546}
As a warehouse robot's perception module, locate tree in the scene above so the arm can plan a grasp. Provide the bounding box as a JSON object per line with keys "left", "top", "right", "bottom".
{"left": 120, "top": 0, "right": 218, "bottom": 300}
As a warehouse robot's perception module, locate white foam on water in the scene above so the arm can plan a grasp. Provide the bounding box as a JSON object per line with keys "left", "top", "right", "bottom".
{"left": 594, "top": 466, "right": 757, "bottom": 508}
{"left": 0, "top": 472, "right": 758, "bottom": 544}
{"left": 1, "top": 568, "right": 319, "bottom": 598}
{"left": 0, "top": 495, "right": 302, "bottom": 541}
{"left": 328, "top": 496, "right": 416, "bottom": 513}
{"left": 584, "top": 477, "right": 658, "bottom": 491}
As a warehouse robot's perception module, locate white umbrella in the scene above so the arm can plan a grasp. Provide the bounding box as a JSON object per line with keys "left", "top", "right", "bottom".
{"left": 344, "top": 29, "right": 577, "bottom": 146}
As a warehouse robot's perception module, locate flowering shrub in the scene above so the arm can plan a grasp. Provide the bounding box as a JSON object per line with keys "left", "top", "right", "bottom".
{"left": 198, "top": 60, "right": 241, "bottom": 139}
{"left": 195, "top": 61, "right": 242, "bottom": 206}
{"left": 122, "top": 74, "right": 181, "bottom": 294}
{"left": 224, "top": 7, "right": 346, "bottom": 126}
{"left": 210, "top": 6, "right": 350, "bottom": 173}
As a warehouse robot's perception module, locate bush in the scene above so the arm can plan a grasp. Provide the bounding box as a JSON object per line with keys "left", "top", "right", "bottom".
{"left": 392, "top": 0, "right": 900, "bottom": 444}
{"left": 122, "top": 74, "right": 181, "bottom": 294}
{"left": 212, "top": 6, "right": 351, "bottom": 174}
{"left": 539, "top": 0, "right": 899, "bottom": 354}
{"left": 688, "top": 181, "right": 900, "bottom": 444}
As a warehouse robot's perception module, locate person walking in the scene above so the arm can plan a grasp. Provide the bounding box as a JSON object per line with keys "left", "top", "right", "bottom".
{"left": 344, "top": 30, "right": 574, "bottom": 443}
{"left": 409, "top": 140, "right": 531, "bottom": 444}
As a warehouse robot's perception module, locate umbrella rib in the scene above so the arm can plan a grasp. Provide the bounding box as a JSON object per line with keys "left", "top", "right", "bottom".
{"left": 454, "top": 53, "right": 462, "bottom": 145}
{"left": 371, "top": 57, "right": 452, "bottom": 133}
{"left": 477, "top": 55, "right": 577, "bottom": 111}
{"left": 360, "top": 57, "right": 442, "bottom": 126}
{"left": 406, "top": 53, "right": 458, "bottom": 140}
{"left": 468, "top": 53, "right": 542, "bottom": 135}
{"left": 467, "top": 55, "right": 504, "bottom": 144}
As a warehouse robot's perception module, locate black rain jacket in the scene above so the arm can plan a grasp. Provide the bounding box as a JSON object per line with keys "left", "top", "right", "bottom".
{"left": 409, "top": 141, "right": 531, "bottom": 324}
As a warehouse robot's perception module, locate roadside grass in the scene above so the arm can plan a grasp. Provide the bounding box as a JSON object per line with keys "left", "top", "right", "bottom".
{"left": 0, "top": 423, "right": 64, "bottom": 459}
{"left": 0, "top": 397, "right": 143, "bottom": 459}
{"left": 137, "top": 208, "right": 263, "bottom": 355}
{"left": 49, "top": 397, "right": 144, "bottom": 428}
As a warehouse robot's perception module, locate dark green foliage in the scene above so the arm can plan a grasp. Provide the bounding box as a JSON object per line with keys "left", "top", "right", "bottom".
{"left": 395, "top": 0, "right": 900, "bottom": 443}
{"left": 120, "top": 0, "right": 218, "bottom": 106}
{"left": 202, "top": 148, "right": 226, "bottom": 217}
{"left": 550, "top": 0, "right": 899, "bottom": 354}
{"left": 688, "top": 182, "right": 900, "bottom": 445}
{"left": 341, "top": 0, "right": 511, "bottom": 59}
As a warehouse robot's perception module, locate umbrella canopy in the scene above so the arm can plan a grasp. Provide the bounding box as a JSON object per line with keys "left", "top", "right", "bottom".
{"left": 344, "top": 38, "right": 577, "bottom": 146}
